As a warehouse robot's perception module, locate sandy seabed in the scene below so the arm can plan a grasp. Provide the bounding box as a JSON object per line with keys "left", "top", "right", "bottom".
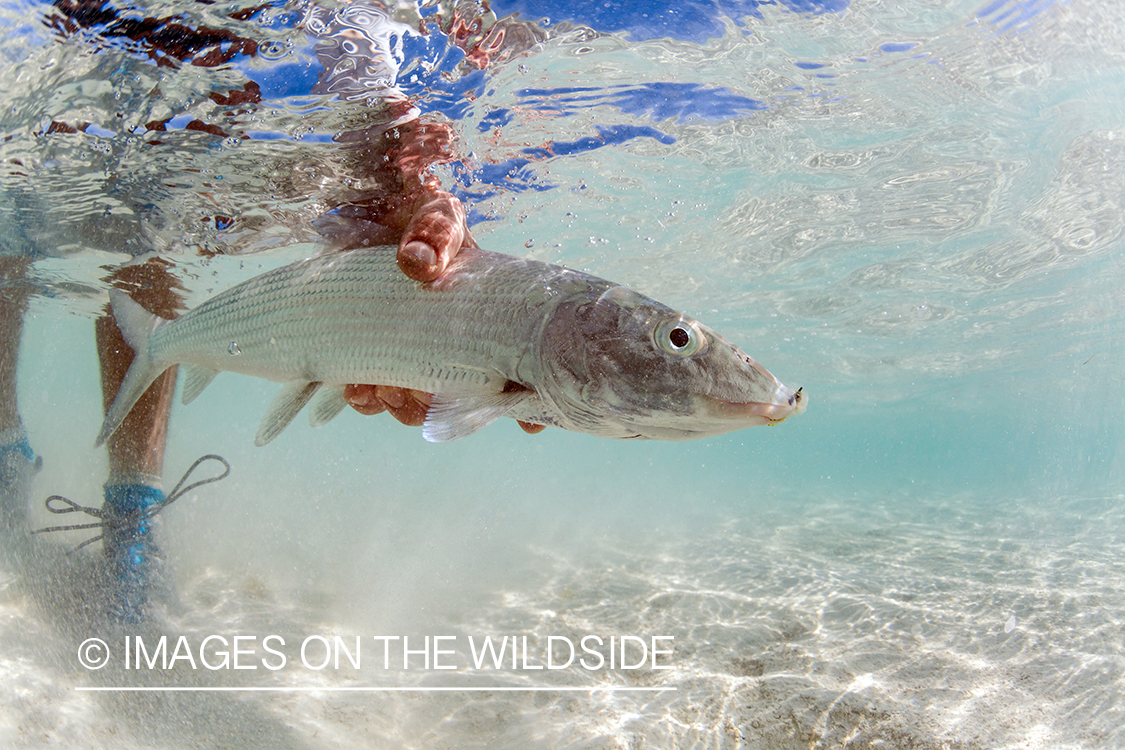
{"left": 2, "top": 489, "right": 1121, "bottom": 750}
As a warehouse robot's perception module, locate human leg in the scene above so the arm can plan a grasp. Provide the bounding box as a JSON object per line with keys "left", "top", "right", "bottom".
{"left": 96, "top": 259, "right": 182, "bottom": 621}
{"left": 0, "top": 256, "right": 37, "bottom": 540}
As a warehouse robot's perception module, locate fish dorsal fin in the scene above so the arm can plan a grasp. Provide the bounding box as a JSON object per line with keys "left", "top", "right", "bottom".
{"left": 312, "top": 214, "right": 399, "bottom": 249}
{"left": 181, "top": 364, "right": 220, "bottom": 405}
{"left": 309, "top": 386, "right": 349, "bottom": 428}
{"left": 422, "top": 382, "right": 534, "bottom": 443}
{"left": 255, "top": 381, "right": 321, "bottom": 446}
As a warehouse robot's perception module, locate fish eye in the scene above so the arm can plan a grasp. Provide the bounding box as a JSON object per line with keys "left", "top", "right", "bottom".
{"left": 654, "top": 318, "right": 703, "bottom": 357}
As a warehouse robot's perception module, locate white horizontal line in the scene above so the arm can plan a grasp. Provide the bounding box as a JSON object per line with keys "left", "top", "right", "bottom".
{"left": 76, "top": 686, "right": 676, "bottom": 693}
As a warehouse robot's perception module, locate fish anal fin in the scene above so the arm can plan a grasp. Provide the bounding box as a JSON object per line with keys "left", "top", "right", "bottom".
{"left": 255, "top": 381, "right": 321, "bottom": 447}
{"left": 309, "top": 385, "right": 349, "bottom": 428}
{"left": 181, "top": 364, "right": 220, "bottom": 405}
{"left": 422, "top": 381, "right": 533, "bottom": 443}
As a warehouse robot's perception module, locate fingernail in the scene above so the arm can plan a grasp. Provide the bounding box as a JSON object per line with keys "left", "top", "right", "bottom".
{"left": 402, "top": 241, "right": 437, "bottom": 269}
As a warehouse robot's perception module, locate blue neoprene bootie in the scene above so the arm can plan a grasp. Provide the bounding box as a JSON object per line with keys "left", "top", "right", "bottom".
{"left": 101, "top": 482, "right": 166, "bottom": 623}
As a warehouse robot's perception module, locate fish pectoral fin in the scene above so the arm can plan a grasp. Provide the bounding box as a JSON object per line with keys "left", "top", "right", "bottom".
{"left": 181, "top": 364, "right": 220, "bottom": 405}
{"left": 255, "top": 381, "right": 322, "bottom": 447}
{"left": 422, "top": 382, "right": 533, "bottom": 443}
{"left": 309, "top": 386, "right": 349, "bottom": 428}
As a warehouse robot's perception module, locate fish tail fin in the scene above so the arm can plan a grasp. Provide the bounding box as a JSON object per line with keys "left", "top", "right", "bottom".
{"left": 95, "top": 290, "right": 173, "bottom": 447}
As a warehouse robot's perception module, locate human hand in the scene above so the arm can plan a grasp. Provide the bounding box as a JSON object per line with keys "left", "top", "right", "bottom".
{"left": 340, "top": 112, "right": 544, "bottom": 436}
{"left": 343, "top": 384, "right": 430, "bottom": 425}
{"left": 396, "top": 188, "right": 476, "bottom": 282}
{"left": 343, "top": 384, "right": 546, "bottom": 434}
{"left": 340, "top": 188, "right": 466, "bottom": 426}
{"left": 342, "top": 188, "right": 544, "bottom": 435}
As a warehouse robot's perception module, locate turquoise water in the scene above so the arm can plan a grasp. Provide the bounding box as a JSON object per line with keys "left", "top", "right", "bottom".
{"left": 2, "top": 0, "right": 1124, "bottom": 747}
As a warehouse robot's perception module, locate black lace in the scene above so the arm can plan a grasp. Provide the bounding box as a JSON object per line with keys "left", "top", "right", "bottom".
{"left": 31, "top": 454, "right": 231, "bottom": 553}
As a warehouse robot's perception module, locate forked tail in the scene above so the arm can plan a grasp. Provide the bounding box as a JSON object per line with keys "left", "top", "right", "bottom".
{"left": 95, "top": 290, "right": 173, "bottom": 447}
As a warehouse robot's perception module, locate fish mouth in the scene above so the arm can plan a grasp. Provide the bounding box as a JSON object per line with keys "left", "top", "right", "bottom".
{"left": 706, "top": 386, "right": 806, "bottom": 425}
{"left": 613, "top": 387, "right": 805, "bottom": 440}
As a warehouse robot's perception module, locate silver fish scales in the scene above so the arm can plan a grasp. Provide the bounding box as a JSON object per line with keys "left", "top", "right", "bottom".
{"left": 97, "top": 246, "right": 805, "bottom": 446}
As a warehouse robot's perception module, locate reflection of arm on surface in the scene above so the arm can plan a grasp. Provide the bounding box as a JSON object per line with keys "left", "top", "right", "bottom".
{"left": 46, "top": 2, "right": 541, "bottom": 435}
{"left": 300, "top": 6, "right": 543, "bottom": 431}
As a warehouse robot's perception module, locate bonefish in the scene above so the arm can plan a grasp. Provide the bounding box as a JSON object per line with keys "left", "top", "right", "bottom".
{"left": 97, "top": 246, "right": 805, "bottom": 446}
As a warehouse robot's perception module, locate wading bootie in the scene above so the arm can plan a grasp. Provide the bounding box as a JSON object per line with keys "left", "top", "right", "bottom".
{"left": 101, "top": 481, "right": 168, "bottom": 623}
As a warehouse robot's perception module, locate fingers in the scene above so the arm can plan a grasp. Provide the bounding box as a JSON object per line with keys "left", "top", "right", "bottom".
{"left": 397, "top": 190, "right": 475, "bottom": 282}
{"left": 380, "top": 386, "right": 431, "bottom": 427}
{"left": 343, "top": 384, "right": 431, "bottom": 426}
{"left": 518, "top": 420, "right": 547, "bottom": 435}
{"left": 398, "top": 240, "right": 438, "bottom": 279}
{"left": 344, "top": 384, "right": 548, "bottom": 435}
{"left": 342, "top": 384, "right": 385, "bottom": 416}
